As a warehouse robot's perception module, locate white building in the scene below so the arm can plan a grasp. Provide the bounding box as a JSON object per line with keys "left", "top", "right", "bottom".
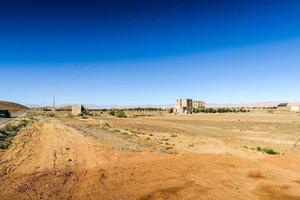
{"left": 288, "top": 103, "right": 300, "bottom": 112}
{"left": 175, "top": 99, "right": 193, "bottom": 114}
{"left": 72, "top": 105, "right": 84, "bottom": 116}
{"left": 193, "top": 100, "right": 205, "bottom": 109}
{"left": 277, "top": 102, "right": 300, "bottom": 112}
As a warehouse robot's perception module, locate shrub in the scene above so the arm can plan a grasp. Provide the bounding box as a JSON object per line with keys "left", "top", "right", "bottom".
{"left": 217, "top": 108, "right": 224, "bottom": 113}
{"left": 109, "top": 110, "right": 116, "bottom": 116}
{"left": 193, "top": 108, "right": 250, "bottom": 114}
{"left": 0, "top": 117, "right": 31, "bottom": 149}
{"left": 0, "top": 140, "right": 11, "bottom": 149}
{"left": 262, "top": 148, "right": 279, "bottom": 155}
{"left": 208, "top": 108, "right": 215, "bottom": 113}
{"left": 257, "top": 146, "right": 279, "bottom": 155}
{"left": 115, "top": 111, "right": 124, "bottom": 118}
{"left": 256, "top": 146, "right": 262, "bottom": 151}
{"left": 114, "top": 110, "right": 127, "bottom": 118}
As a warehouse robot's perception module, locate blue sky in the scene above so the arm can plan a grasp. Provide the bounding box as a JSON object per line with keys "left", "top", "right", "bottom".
{"left": 1, "top": 1, "right": 300, "bottom": 106}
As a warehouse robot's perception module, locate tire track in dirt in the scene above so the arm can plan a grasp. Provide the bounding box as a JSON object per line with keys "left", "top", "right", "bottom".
{"left": 0, "top": 119, "right": 105, "bottom": 200}
{"left": 42, "top": 121, "right": 101, "bottom": 200}
{"left": 1, "top": 117, "right": 300, "bottom": 200}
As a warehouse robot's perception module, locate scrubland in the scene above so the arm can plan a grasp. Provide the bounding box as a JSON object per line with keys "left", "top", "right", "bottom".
{"left": 1, "top": 110, "right": 300, "bottom": 200}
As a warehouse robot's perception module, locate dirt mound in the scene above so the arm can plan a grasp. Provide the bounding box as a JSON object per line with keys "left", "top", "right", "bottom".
{"left": 0, "top": 101, "right": 28, "bottom": 111}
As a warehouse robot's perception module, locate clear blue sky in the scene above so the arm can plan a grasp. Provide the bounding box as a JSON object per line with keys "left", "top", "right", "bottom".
{"left": 1, "top": 1, "right": 300, "bottom": 106}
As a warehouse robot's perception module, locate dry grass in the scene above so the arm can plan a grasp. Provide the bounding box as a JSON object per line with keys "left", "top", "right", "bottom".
{"left": 101, "top": 112, "right": 300, "bottom": 156}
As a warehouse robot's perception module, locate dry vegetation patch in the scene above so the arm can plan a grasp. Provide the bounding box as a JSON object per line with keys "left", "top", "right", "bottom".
{"left": 0, "top": 114, "right": 34, "bottom": 149}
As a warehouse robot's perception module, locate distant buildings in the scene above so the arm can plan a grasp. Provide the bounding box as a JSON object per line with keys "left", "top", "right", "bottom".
{"left": 174, "top": 100, "right": 300, "bottom": 113}
{"left": 289, "top": 103, "right": 300, "bottom": 112}
{"left": 175, "top": 99, "right": 193, "bottom": 114}
{"left": 277, "top": 103, "right": 300, "bottom": 112}
{"left": 193, "top": 101, "right": 205, "bottom": 109}
{"left": 72, "top": 105, "right": 84, "bottom": 116}
{"left": 175, "top": 99, "right": 206, "bottom": 114}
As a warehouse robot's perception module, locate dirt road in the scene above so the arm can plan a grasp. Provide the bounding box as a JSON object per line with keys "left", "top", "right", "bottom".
{"left": 0, "top": 111, "right": 27, "bottom": 128}
{"left": 1, "top": 118, "right": 300, "bottom": 200}
{"left": 0, "top": 118, "right": 12, "bottom": 128}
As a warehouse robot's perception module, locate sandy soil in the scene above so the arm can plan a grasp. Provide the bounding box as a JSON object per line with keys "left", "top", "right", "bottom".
{"left": 105, "top": 113, "right": 300, "bottom": 155}
{"left": 0, "top": 114, "right": 300, "bottom": 200}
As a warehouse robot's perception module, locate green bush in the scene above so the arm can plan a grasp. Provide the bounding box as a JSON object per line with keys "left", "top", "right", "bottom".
{"left": 108, "top": 110, "right": 127, "bottom": 118}
{"left": 0, "top": 140, "right": 11, "bottom": 149}
{"left": 256, "top": 146, "right": 262, "bottom": 151}
{"left": 109, "top": 110, "right": 116, "bottom": 116}
{"left": 193, "top": 107, "right": 251, "bottom": 114}
{"left": 0, "top": 117, "right": 31, "bottom": 149}
{"left": 115, "top": 110, "right": 126, "bottom": 118}
{"left": 257, "top": 146, "right": 279, "bottom": 155}
{"left": 262, "top": 148, "right": 279, "bottom": 155}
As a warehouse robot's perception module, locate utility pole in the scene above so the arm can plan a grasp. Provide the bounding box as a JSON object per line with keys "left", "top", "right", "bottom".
{"left": 52, "top": 86, "right": 56, "bottom": 115}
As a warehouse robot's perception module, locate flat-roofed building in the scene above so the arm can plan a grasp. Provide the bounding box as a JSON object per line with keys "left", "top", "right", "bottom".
{"left": 175, "top": 99, "right": 193, "bottom": 114}
{"left": 193, "top": 101, "right": 205, "bottom": 109}
{"left": 277, "top": 102, "right": 300, "bottom": 112}
{"left": 72, "top": 105, "right": 84, "bottom": 116}
{"left": 288, "top": 103, "right": 300, "bottom": 112}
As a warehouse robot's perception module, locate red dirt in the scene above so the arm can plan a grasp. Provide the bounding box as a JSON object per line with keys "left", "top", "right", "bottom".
{"left": 0, "top": 119, "right": 300, "bottom": 200}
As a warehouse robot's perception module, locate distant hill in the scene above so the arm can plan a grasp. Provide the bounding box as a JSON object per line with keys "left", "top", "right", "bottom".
{"left": 0, "top": 101, "right": 28, "bottom": 111}
{"left": 25, "top": 104, "right": 43, "bottom": 108}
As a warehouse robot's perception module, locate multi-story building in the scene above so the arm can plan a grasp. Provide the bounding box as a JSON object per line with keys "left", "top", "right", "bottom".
{"left": 175, "top": 99, "right": 193, "bottom": 114}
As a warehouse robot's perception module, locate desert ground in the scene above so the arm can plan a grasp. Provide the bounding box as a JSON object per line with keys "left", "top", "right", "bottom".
{"left": 1, "top": 111, "right": 300, "bottom": 200}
